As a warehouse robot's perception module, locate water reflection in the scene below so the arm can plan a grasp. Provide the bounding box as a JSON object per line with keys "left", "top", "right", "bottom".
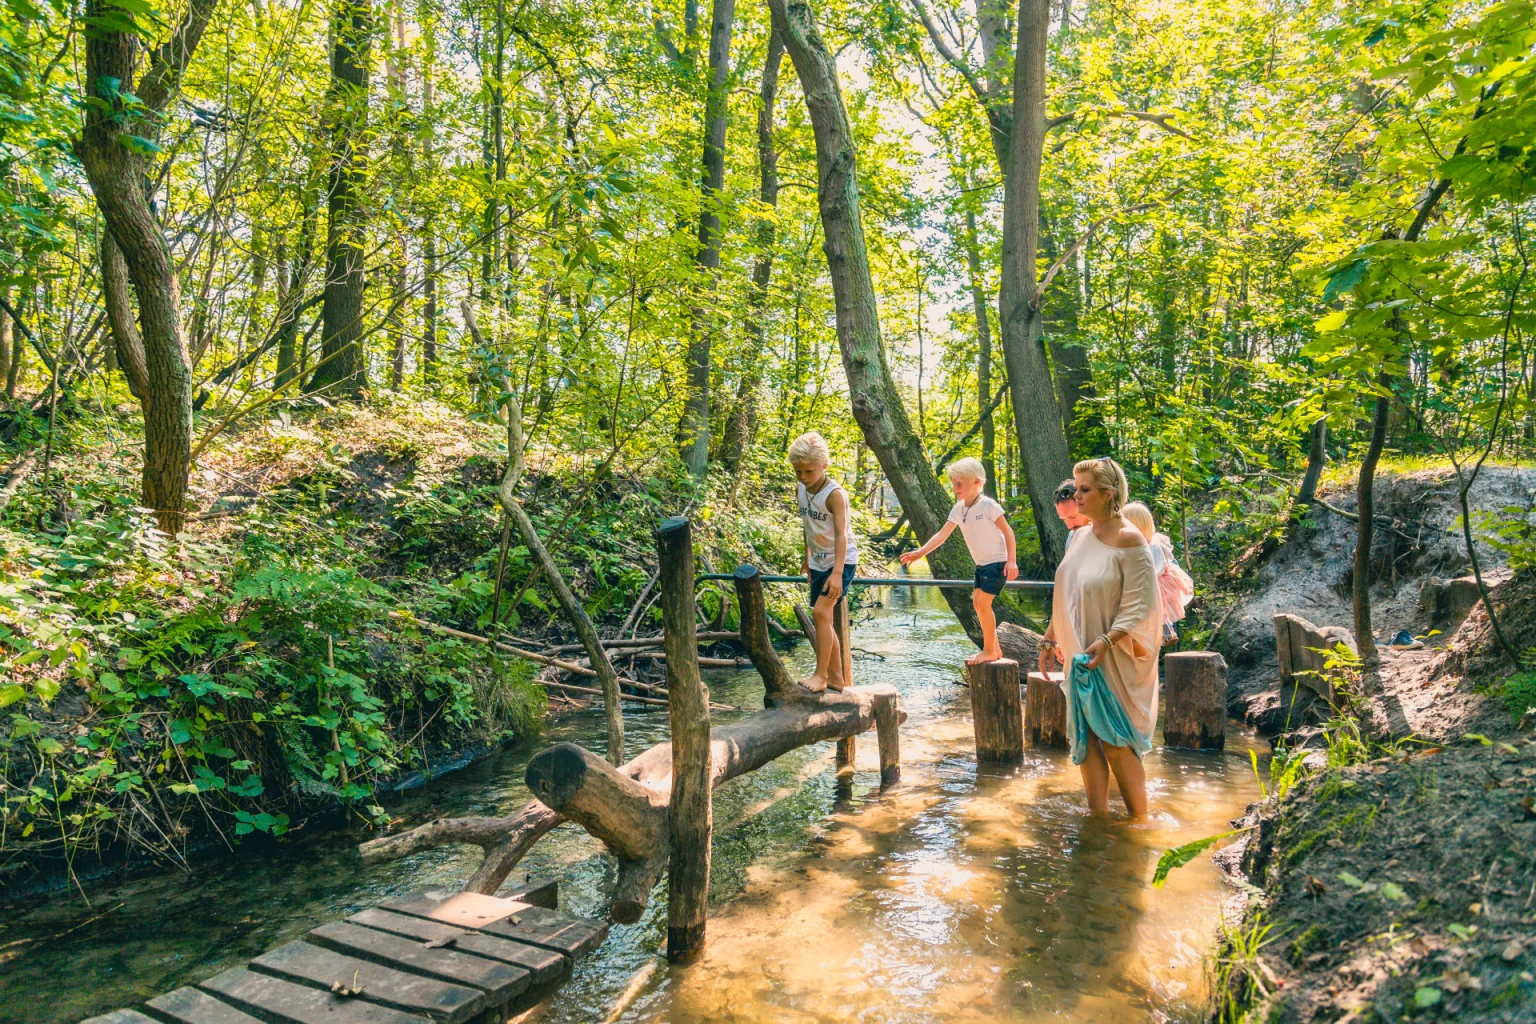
{"left": 0, "top": 584, "right": 1263, "bottom": 1024}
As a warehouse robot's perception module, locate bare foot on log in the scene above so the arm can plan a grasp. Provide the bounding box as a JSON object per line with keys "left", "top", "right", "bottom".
{"left": 966, "top": 648, "right": 1002, "bottom": 666}
{"left": 801, "top": 674, "right": 828, "bottom": 694}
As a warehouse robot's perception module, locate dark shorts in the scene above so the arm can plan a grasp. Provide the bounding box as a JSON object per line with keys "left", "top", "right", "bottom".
{"left": 809, "top": 563, "right": 857, "bottom": 605}
{"left": 974, "top": 561, "right": 1007, "bottom": 596}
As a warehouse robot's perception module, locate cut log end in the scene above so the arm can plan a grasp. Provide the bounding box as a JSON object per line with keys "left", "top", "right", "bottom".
{"left": 969, "top": 658, "right": 1024, "bottom": 765}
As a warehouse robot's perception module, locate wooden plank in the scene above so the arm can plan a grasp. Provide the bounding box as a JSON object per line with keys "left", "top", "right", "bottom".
{"left": 379, "top": 891, "right": 530, "bottom": 930}
{"left": 306, "top": 922, "right": 529, "bottom": 1003}
{"left": 501, "top": 878, "right": 557, "bottom": 909}
{"left": 248, "top": 942, "right": 485, "bottom": 1024}
{"left": 347, "top": 908, "right": 566, "bottom": 984}
{"left": 478, "top": 906, "right": 608, "bottom": 959}
{"left": 79, "top": 1012, "right": 158, "bottom": 1024}
{"left": 144, "top": 986, "right": 265, "bottom": 1024}
{"left": 197, "top": 968, "right": 430, "bottom": 1024}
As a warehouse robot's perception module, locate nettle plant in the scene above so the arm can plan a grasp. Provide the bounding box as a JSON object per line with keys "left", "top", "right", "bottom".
{"left": 0, "top": 483, "right": 538, "bottom": 865}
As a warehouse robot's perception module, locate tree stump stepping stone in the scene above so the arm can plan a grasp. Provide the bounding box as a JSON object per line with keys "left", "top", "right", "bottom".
{"left": 248, "top": 941, "right": 486, "bottom": 1023}
{"left": 198, "top": 967, "right": 431, "bottom": 1023}
{"left": 79, "top": 1013, "right": 159, "bottom": 1024}
{"left": 1025, "top": 671, "right": 1069, "bottom": 749}
{"left": 346, "top": 908, "right": 566, "bottom": 984}
{"left": 968, "top": 658, "right": 1024, "bottom": 764}
{"left": 145, "top": 987, "right": 265, "bottom": 1024}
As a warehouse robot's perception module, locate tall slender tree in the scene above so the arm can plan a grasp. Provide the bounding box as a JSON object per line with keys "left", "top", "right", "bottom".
{"left": 307, "top": 0, "right": 373, "bottom": 397}
{"left": 676, "top": 0, "right": 736, "bottom": 479}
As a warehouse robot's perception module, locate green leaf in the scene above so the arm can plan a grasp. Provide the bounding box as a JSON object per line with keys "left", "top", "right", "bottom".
{"left": 1380, "top": 881, "right": 1406, "bottom": 901}
{"left": 1322, "top": 259, "right": 1368, "bottom": 303}
{"left": 1153, "top": 828, "right": 1248, "bottom": 889}
{"left": 119, "top": 135, "right": 163, "bottom": 157}
{"left": 0, "top": 684, "right": 24, "bottom": 707}
{"left": 1414, "top": 987, "right": 1441, "bottom": 1008}
{"left": 34, "top": 678, "right": 59, "bottom": 703}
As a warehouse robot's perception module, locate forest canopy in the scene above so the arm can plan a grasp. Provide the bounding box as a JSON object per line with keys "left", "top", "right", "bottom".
{"left": 1, "top": 0, "right": 1534, "bottom": 865}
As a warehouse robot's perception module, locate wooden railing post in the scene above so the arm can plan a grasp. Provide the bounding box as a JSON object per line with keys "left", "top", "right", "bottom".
{"left": 732, "top": 564, "right": 798, "bottom": 705}
{"left": 968, "top": 659, "right": 1024, "bottom": 764}
{"left": 657, "top": 517, "right": 711, "bottom": 963}
{"left": 832, "top": 595, "right": 856, "bottom": 774}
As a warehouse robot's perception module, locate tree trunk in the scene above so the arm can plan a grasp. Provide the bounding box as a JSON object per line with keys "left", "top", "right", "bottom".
{"left": 275, "top": 195, "right": 319, "bottom": 390}
{"left": 963, "top": 208, "right": 997, "bottom": 496}
{"left": 420, "top": 37, "right": 439, "bottom": 379}
{"left": 1354, "top": 377, "right": 1390, "bottom": 663}
{"left": 0, "top": 289, "right": 9, "bottom": 399}
{"left": 307, "top": 0, "right": 371, "bottom": 398}
{"left": 997, "top": 0, "right": 1073, "bottom": 566}
{"left": 3, "top": 294, "right": 21, "bottom": 400}
{"left": 470, "top": 300, "right": 625, "bottom": 764}
{"left": 75, "top": 0, "right": 214, "bottom": 534}
{"left": 676, "top": 0, "right": 736, "bottom": 479}
{"left": 523, "top": 682, "right": 900, "bottom": 923}
{"left": 768, "top": 0, "right": 981, "bottom": 638}
{"left": 719, "top": 29, "right": 785, "bottom": 481}
{"left": 100, "top": 232, "right": 149, "bottom": 400}
{"left": 1297, "top": 416, "right": 1326, "bottom": 506}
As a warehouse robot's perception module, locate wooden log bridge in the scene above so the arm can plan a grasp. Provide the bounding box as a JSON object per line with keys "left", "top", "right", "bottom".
{"left": 79, "top": 883, "right": 607, "bottom": 1024}
{"left": 359, "top": 550, "right": 905, "bottom": 949}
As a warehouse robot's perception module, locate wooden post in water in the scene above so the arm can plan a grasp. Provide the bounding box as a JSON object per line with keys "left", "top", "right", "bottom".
{"left": 1162, "top": 651, "right": 1227, "bottom": 750}
{"left": 968, "top": 659, "right": 1024, "bottom": 764}
{"left": 874, "top": 691, "right": 901, "bottom": 787}
{"left": 732, "top": 564, "right": 798, "bottom": 706}
{"left": 656, "top": 517, "right": 711, "bottom": 963}
{"left": 1025, "top": 671, "right": 1069, "bottom": 749}
{"left": 832, "top": 596, "right": 855, "bottom": 774}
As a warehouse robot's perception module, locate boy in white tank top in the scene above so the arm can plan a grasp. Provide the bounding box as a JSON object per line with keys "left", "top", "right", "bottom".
{"left": 789, "top": 432, "right": 857, "bottom": 692}
{"left": 900, "top": 458, "right": 1017, "bottom": 664}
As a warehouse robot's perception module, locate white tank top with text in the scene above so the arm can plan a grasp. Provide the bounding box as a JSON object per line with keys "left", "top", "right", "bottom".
{"left": 798, "top": 478, "right": 858, "bottom": 571}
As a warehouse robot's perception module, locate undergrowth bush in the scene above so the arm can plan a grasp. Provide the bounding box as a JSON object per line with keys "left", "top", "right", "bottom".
{"left": 0, "top": 475, "right": 542, "bottom": 877}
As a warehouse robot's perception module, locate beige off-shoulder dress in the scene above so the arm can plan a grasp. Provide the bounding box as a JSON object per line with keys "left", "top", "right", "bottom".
{"left": 1050, "top": 530, "right": 1163, "bottom": 743}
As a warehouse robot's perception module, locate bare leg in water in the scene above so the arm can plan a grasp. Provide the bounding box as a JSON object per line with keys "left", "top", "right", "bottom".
{"left": 1079, "top": 733, "right": 1149, "bottom": 818}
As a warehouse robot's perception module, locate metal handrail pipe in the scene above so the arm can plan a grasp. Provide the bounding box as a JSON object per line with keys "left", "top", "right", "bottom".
{"left": 694, "top": 573, "right": 1053, "bottom": 591}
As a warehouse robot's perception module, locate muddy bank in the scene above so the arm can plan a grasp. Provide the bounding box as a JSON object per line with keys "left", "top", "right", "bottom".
{"left": 1207, "top": 468, "right": 1536, "bottom": 1022}
{"left": 1218, "top": 466, "right": 1534, "bottom": 736}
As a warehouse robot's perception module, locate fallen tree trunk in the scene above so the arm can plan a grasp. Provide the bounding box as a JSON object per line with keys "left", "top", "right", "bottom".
{"left": 539, "top": 631, "right": 740, "bottom": 656}
{"left": 362, "top": 560, "right": 904, "bottom": 922}
{"left": 525, "top": 682, "right": 902, "bottom": 924}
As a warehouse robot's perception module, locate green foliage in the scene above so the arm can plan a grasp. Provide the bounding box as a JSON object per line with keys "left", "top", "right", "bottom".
{"left": 1152, "top": 827, "right": 1250, "bottom": 889}
{"left": 0, "top": 466, "right": 544, "bottom": 866}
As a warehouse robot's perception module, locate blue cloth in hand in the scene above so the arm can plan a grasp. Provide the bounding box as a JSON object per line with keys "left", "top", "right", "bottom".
{"left": 1067, "top": 652, "right": 1152, "bottom": 765}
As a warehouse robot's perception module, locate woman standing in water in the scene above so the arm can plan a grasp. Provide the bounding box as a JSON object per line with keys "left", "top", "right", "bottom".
{"left": 1038, "top": 458, "right": 1161, "bottom": 817}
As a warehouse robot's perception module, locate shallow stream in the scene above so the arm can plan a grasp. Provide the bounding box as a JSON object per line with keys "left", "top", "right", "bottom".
{"left": 0, "top": 586, "right": 1265, "bottom": 1023}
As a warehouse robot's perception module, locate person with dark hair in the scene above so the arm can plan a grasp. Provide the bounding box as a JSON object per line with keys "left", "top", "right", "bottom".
{"left": 1055, "top": 478, "right": 1089, "bottom": 550}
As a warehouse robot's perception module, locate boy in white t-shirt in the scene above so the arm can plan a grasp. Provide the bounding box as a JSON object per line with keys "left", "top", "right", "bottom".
{"left": 899, "top": 458, "right": 1018, "bottom": 664}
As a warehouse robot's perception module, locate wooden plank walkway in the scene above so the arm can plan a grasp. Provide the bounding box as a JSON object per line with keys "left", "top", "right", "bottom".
{"left": 79, "top": 880, "right": 609, "bottom": 1024}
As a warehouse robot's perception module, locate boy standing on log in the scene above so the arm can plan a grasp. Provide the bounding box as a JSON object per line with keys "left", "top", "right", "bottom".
{"left": 789, "top": 432, "right": 858, "bottom": 692}
{"left": 900, "top": 458, "right": 1017, "bottom": 664}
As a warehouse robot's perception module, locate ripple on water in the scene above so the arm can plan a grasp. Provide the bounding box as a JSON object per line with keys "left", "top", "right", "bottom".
{"left": 0, "top": 586, "right": 1264, "bottom": 1024}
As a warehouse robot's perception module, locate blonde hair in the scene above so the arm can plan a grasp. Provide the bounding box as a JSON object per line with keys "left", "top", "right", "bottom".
{"left": 1073, "top": 457, "right": 1129, "bottom": 515}
{"left": 946, "top": 457, "right": 986, "bottom": 485}
{"left": 1121, "top": 501, "right": 1155, "bottom": 541}
{"left": 787, "top": 431, "right": 831, "bottom": 467}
